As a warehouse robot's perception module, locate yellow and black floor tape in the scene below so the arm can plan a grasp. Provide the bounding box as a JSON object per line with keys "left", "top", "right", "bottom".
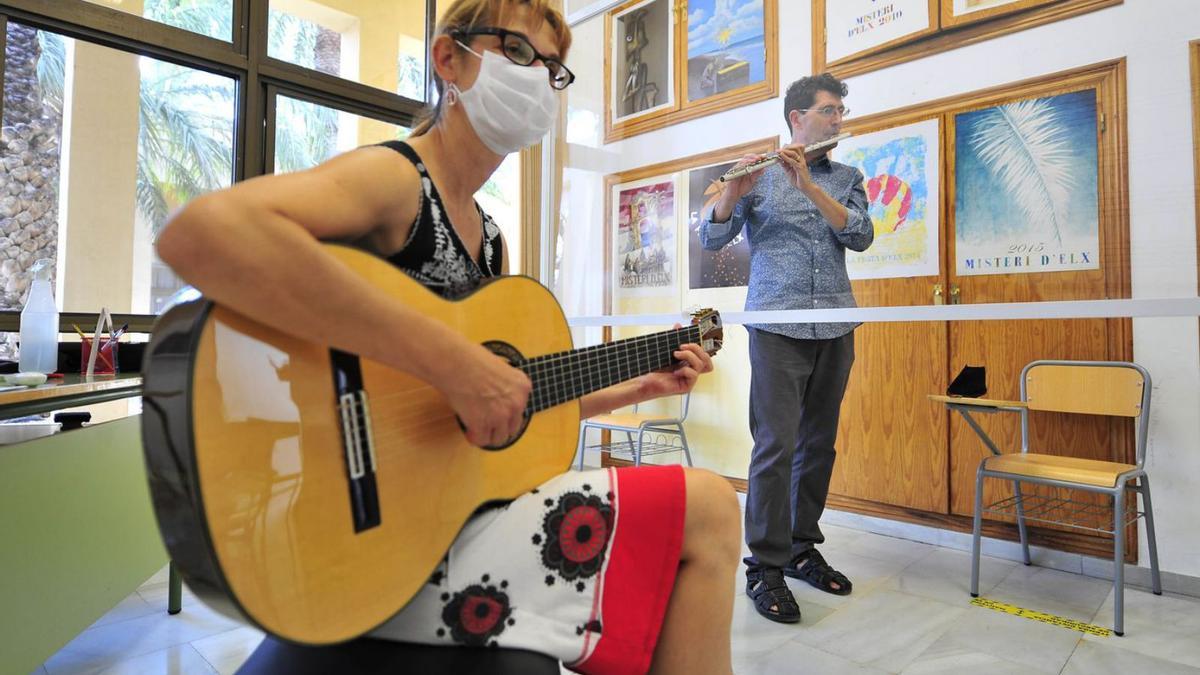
{"left": 970, "top": 597, "right": 1111, "bottom": 637}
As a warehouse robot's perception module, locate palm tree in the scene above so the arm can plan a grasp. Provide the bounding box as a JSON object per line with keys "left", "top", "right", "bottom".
{"left": 0, "top": 23, "right": 63, "bottom": 311}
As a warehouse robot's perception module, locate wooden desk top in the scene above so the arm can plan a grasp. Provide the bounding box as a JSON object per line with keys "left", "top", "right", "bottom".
{"left": 0, "top": 373, "right": 142, "bottom": 419}
{"left": 927, "top": 394, "right": 1027, "bottom": 409}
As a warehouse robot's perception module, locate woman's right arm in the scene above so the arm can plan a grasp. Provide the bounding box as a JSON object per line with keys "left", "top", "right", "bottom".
{"left": 156, "top": 146, "right": 531, "bottom": 448}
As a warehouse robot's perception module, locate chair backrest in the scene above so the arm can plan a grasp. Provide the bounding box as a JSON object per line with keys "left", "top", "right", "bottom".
{"left": 1019, "top": 360, "right": 1151, "bottom": 464}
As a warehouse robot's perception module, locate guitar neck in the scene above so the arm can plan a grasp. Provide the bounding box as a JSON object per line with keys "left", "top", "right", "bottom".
{"left": 519, "top": 325, "right": 702, "bottom": 414}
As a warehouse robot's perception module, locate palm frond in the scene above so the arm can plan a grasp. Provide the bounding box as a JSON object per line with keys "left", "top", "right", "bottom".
{"left": 35, "top": 31, "right": 67, "bottom": 116}
{"left": 967, "top": 98, "right": 1076, "bottom": 246}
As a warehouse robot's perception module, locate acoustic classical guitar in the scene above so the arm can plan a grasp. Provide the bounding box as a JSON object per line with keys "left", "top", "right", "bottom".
{"left": 141, "top": 243, "right": 723, "bottom": 645}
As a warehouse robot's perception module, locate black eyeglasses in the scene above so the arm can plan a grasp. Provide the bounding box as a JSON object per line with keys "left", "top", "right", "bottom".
{"left": 450, "top": 27, "right": 576, "bottom": 90}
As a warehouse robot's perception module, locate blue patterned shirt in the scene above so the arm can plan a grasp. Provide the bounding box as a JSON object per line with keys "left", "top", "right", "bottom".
{"left": 700, "top": 157, "right": 873, "bottom": 340}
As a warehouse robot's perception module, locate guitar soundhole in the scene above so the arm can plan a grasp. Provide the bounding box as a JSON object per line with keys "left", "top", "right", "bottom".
{"left": 476, "top": 340, "right": 531, "bottom": 452}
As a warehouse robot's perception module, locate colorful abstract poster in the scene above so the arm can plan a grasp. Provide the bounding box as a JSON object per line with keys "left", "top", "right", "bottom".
{"left": 837, "top": 119, "right": 940, "bottom": 280}
{"left": 954, "top": 90, "right": 1100, "bottom": 277}
{"left": 686, "top": 0, "right": 766, "bottom": 102}
{"left": 686, "top": 161, "right": 751, "bottom": 289}
{"left": 825, "top": 0, "right": 931, "bottom": 63}
{"left": 613, "top": 177, "right": 677, "bottom": 296}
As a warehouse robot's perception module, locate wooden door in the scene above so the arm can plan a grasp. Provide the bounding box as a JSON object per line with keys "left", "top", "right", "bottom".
{"left": 945, "top": 63, "right": 1133, "bottom": 556}
{"left": 830, "top": 115, "right": 950, "bottom": 513}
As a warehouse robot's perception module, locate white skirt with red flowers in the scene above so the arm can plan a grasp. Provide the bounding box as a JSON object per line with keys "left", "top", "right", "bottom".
{"left": 369, "top": 465, "right": 686, "bottom": 674}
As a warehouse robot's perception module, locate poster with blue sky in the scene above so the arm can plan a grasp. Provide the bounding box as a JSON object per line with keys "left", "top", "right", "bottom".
{"left": 686, "top": 0, "right": 766, "bottom": 102}
{"left": 954, "top": 89, "right": 1100, "bottom": 277}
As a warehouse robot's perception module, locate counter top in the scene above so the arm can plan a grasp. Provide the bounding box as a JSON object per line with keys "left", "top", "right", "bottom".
{"left": 0, "top": 373, "right": 142, "bottom": 420}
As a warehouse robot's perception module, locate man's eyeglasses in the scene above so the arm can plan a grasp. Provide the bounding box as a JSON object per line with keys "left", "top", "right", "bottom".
{"left": 798, "top": 105, "right": 850, "bottom": 118}
{"left": 450, "top": 27, "right": 576, "bottom": 90}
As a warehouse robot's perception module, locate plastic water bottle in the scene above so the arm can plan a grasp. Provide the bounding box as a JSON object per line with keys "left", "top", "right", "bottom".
{"left": 19, "top": 258, "right": 58, "bottom": 374}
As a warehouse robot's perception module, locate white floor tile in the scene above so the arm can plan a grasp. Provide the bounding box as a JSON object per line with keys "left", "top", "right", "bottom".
{"left": 87, "top": 594, "right": 161, "bottom": 630}
{"left": 900, "top": 640, "right": 1031, "bottom": 675}
{"left": 44, "top": 601, "right": 242, "bottom": 675}
{"left": 92, "top": 644, "right": 217, "bottom": 675}
{"left": 788, "top": 589, "right": 965, "bottom": 672}
{"left": 838, "top": 532, "right": 939, "bottom": 566}
{"left": 736, "top": 638, "right": 891, "bottom": 675}
{"left": 1083, "top": 588, "right": 1200, "bottom": 668}
{"left": 987, "top": 563, "right": 1113, "bottom": 622}
{"left": 1063, "top": 639, "right": 1200, "bottom": 675}
{"left": 189, "top": 627, "right": 265, "bottom": 675}
{"left": 885, "top": 547, "right": 1017, "bottom": 606}
{"left": 928, "top": 604, "right": 1082, "bottom": 674}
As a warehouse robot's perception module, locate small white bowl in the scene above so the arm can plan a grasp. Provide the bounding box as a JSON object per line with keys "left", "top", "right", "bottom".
{"left": 6, "top": 372, "right": 49, "bottom": 386}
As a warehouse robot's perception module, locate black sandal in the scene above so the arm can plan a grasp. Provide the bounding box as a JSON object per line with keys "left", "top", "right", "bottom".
{"left": 746, "top": 568, "right": 801, "bottom": 624}
{"left": 786, "top": 549, "right": 852, "bottom": 596}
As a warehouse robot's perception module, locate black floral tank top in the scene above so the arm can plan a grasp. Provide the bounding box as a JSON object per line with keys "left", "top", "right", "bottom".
{"left": 378, "top": 141, "right": 504, "bottom": 298}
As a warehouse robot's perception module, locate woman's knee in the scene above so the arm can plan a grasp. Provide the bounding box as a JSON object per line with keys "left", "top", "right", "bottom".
{"left": 682, "top": 468, "right": 741, "bottom": 558}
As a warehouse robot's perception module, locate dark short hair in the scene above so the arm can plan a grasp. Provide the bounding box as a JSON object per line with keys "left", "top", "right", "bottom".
{"left": 783, "top": 73, "right": 848, "bottom": 128}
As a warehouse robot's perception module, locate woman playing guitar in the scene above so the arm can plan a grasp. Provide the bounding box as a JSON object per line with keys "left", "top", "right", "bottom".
{"left": 155, "top": 1, "right": 740, "bottom": 673}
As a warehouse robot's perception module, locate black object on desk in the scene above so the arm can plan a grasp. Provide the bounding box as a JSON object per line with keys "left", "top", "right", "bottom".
{"left": 54, "top": 412, "right": 92, "bottom": 431}
{"left": 947, "top": 365, "right": 986, "bottom": 398}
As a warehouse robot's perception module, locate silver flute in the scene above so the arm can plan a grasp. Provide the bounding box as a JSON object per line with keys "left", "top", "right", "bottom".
{"left": 718, "top": 132, "right": 852, "bottom": 182}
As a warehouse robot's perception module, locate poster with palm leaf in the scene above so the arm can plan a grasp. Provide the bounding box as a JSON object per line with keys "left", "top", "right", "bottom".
{"left": 954, "top": 89, "right": 1099, "bottom": 276}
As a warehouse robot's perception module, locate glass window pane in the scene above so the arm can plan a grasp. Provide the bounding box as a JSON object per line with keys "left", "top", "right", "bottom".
{"left": 82, "top": 0, "right": 234, "bottom": 42}
{"left": 273, "top": 95, "right": 410, "bottom": 173}
{"left": 268, "top": 1, "right": 429, "bottom": 102}
{"left": 478, "top": 154, "right": 521, "bottom": 273}
{"left": 1, "top": 23, "right": 236, "bottom": 320}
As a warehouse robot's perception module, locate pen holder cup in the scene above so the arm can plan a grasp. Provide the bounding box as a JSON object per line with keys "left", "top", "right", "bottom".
{"left": 80, "top": 336, "right": 118, "bottom": 375}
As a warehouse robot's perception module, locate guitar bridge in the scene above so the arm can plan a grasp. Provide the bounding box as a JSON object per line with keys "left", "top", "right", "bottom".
{"left": 331, "top": 350, "right": 381, "bottom": 533}
{"left": 339, "top": 391, "right": 377, "bottom": 480}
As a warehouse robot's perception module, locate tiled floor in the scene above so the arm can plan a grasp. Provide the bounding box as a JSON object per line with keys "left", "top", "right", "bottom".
{"left": 37, "top": 520, "right": 1200, "bottom": 675}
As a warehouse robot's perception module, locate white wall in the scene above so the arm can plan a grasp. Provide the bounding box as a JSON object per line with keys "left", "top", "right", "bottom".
{"left": 561, "top": 0, "right": 1200, "bottom": 578}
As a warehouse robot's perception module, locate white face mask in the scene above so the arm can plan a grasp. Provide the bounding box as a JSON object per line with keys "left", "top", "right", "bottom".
{"left": 447, "top": 47, "right": 559, "bottom": 156}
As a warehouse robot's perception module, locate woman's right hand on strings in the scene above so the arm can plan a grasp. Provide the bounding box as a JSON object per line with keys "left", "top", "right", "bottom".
{"left": 435, "top": 338, "right": 532, "bottom": 448}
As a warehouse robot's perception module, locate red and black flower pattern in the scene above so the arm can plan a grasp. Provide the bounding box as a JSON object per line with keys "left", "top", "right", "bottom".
{"left": 438, "top": 576, "right": 513, "bottom": 647}
{"left": 535, "top": 486, "right": 615, "bottom": 585}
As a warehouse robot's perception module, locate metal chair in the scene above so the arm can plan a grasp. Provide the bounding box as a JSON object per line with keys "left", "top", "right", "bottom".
{"left": 965, "top": 360, "right": 1161, "bottom": 636}
{"left": 576, "top": 393, "right": 693, "bottom": 468}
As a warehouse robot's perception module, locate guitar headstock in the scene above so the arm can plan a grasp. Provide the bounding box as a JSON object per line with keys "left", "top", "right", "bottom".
{"left": 690, "top": 308, "right": 724, "bottom": 356}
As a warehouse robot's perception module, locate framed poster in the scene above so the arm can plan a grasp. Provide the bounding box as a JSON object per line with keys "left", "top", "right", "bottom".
{"left": 604, "top": 137, "right": 776, "bottom": 310}
{"left": 685, "top": 0, "right": 768, "bottom": 103}
{"left": 837, "top": 118, "right": 941, "bottom": 280}
{"left": 609, "top": 0, "right": 675, "bottom": 125}
{"left": 942, "top": 0, "right": 1061, "bottom": 28}
{"left": 824, "top": 0, "right": 937, "bottom": 64}
{"left": 605, "top": 0, "right": 778, "bottom": 142}
{"left": 611, "top": 176, "right": 678, "bottom": 299}
{"left": 954, "top": 89, "right": 1100, "bottom": 276}
{"left": 685, "top": 160, "right": 751, "bottom": 289}
{"left": 813, "top": 0, "right": 1119, "bottom": 79}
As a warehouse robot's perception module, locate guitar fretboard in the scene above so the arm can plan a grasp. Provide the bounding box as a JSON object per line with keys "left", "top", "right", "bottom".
{"left": 518, "top": 325, "right": 702, "bottom": 414}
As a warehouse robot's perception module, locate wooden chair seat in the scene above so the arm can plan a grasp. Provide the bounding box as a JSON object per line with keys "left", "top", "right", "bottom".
{"left": 585, "top": 412, "right": 679, "bottom": 429}
{"left": 983, "top": 452, "right": 1137, "bottom": 488}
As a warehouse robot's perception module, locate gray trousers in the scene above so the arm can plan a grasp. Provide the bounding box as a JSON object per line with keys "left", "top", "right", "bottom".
{"left": 744, "top": 328, "right": 855, "bottom": 570}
